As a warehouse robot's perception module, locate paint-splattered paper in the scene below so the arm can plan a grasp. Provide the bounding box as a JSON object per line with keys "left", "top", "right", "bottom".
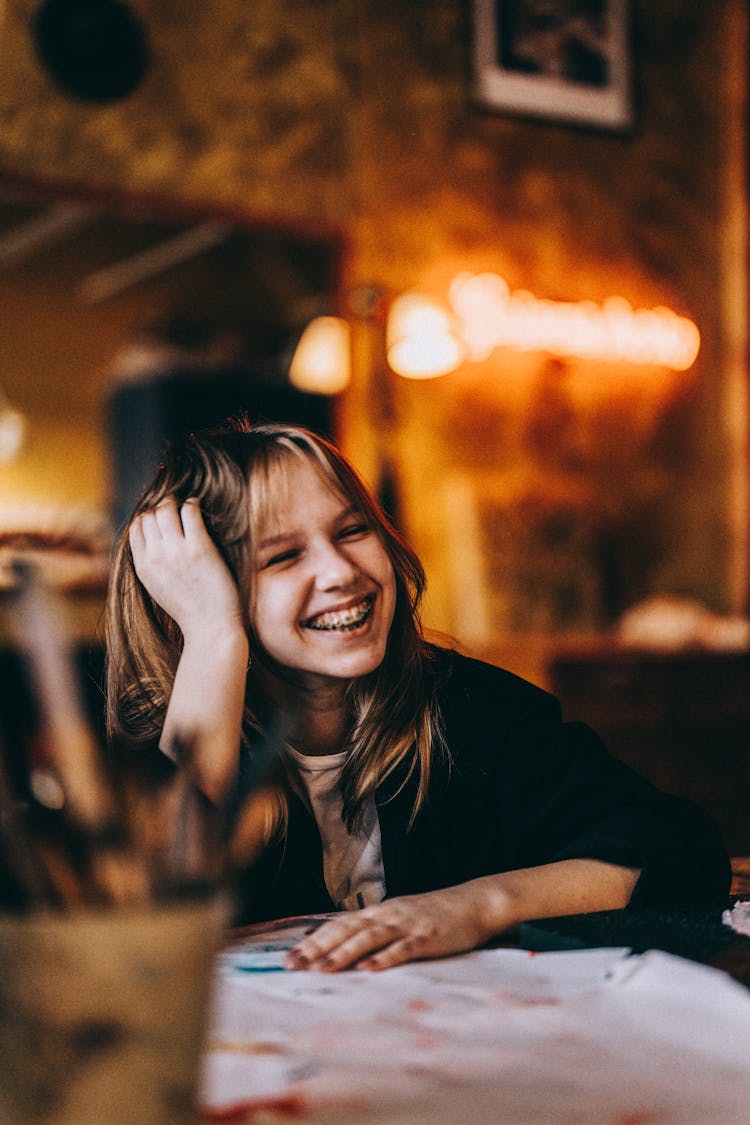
{"left": 201, "top": 916, "right": 750, "bottom": 1124}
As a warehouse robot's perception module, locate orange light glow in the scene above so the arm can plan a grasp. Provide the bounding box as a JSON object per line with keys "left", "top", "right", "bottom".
{"left": 0, "top": 407, "right": 26, "bottom": 464}
{"left": 386, "top": 294, "right": 465, "bottom": 379}
{"left": 288, "top": 316, "right": 351, "bottom": 394}
{"left": 448, "top": 273, "right": 701, "bottom": 371}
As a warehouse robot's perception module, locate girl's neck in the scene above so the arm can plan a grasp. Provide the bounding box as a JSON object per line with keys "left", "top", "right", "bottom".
{"left": 290, "top": 681, "right": 350, "bottom": 756}
{"left": 255, "top": 662, "right": 351, "bottom": 757}
{"left": 291, "top": 709, "right": 349, "bottom": 757}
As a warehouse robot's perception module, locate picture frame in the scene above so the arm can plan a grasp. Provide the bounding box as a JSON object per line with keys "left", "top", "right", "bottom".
{"left": 473, "top": 0, "right": 632, "bottom": 131}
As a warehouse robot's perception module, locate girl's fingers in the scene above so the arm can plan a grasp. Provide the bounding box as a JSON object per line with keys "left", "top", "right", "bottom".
{"left": 129, "top": 513, "right": 164, "bottom": 570}
{"left": 131, "top": 507, "right": 167, "bottom": 551}
{"left": 356, "top": 937, "right": 417, "bottom": 972}
{"left": 178, "top": 498, "right": 210, "bottom": 541}
{"left": 318, "top": 931, "right": 389, "bottom": 971}
{"left": 131, "top": 499, "right": 203, "bottom": 553}
{"left": 153, "top": 497, "right": 186, "bottom": 537}
{"left": 289, "top": 923, "right": 421, "bottom": 973}
{"left": 286, "top": 916, "right": 398, "bottom": 972}
{"left": 284, "top": 888, "right": 479, "bottom": 973}
{"left": 128, "top": 516, "right": 146, "bottom": 554}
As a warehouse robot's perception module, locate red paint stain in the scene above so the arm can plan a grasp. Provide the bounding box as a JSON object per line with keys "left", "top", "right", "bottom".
{"left": 407, "top": 999, "right": 432, "bottom": 1012}
{"left": 202, "top": 1093, "right": 306, "bottom": 1121}
{"left": 414, "top": 1035, "right": 440, "bottom": 1050}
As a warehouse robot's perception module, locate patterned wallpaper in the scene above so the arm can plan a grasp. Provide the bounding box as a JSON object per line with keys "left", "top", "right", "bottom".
{"left": 0, "top": 0, "right": 746, "bottom": 634}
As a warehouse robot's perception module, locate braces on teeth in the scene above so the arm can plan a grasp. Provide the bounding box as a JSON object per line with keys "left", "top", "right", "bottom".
{"left": 305, "top": 598, "right": 373, "bottom": 631}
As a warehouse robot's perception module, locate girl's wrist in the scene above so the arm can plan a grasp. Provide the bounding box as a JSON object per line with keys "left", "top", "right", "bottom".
{"left": 470, "top": 873, "right": 527, "bottom": 942}
{"left": 181, "top": 618, "right": 248, "bottom": 653}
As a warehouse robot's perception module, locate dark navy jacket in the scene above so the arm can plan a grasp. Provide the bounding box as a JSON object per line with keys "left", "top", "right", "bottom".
{"left": 233, "top": 649, "right": 731, "bottom": 925}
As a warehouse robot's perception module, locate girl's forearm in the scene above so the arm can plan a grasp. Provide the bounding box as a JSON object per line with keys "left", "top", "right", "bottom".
{"left": 285, "top": 859, "right": 641, "bottom": 973}
{"left": 475, "top": 858, "right": 641, "bottom": 941}
{"left": 160, "top": 625, "right": 249, "bottom": 803}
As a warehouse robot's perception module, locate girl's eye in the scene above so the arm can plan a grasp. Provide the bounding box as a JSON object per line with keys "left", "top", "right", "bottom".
{"left": 338, "top": 522, "right": 370, "bottom": 540}
{"left": 261, "top": 548, "right": 301, "bottom": 569}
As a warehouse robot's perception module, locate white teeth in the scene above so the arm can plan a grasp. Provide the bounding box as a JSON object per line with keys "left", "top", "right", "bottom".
{"left": 304, "top": 597, "right": 373, "bottom": 631}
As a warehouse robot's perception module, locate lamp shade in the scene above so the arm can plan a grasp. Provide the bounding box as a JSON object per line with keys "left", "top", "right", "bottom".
{"left": 386, "top": 294, "right": 464, "bottom": 379}
{"left": 288, "top": 316, "right": 351, "bottom": 395}
{"left": 0, "top": 378, "right": 26, "bottom": 464}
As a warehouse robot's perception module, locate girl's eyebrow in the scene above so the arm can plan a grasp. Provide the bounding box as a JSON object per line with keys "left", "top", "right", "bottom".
{"left": 257, "top": 504, "right": 359, "bottom": 550}
{"left": 257, "top": 529, "right": 297, "bottom": 550}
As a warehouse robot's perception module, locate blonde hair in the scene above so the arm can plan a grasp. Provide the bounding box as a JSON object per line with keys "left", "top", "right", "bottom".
{"left": 105, "top": 421, "right": 445, "bottom": 836}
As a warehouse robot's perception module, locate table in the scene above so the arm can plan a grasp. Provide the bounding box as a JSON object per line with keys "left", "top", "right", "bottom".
{"left": 199, "top": 897, "right": 750, "bottom": 1125}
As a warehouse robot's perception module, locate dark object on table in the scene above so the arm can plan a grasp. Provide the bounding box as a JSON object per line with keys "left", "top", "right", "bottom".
{"left": 520, "top": 900, "right": 750, "bottom": 979}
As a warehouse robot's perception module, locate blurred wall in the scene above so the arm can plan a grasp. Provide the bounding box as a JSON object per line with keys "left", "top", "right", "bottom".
{"left": 0, "top": 0, "right": 746, "bottom": 640}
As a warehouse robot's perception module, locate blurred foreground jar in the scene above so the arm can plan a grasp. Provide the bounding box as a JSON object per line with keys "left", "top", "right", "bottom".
{"left": 0, "top": 893, "right": 230, "bottom": 1124}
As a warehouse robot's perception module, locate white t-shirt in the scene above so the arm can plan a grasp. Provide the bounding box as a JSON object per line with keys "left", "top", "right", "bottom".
{"left": 285, "top": 746, "right": 386, "bottom": 911}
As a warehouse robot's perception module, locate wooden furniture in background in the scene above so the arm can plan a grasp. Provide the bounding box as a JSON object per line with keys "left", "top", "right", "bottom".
{"left": 548, "top": 642, "right": 750, "bottom": 856}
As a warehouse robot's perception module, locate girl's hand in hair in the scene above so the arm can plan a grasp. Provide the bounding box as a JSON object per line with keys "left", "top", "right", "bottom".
{"left": 129, "top": 498, "right": 244, "bottom": 642}
{"left": 130, "top": 498, "right": 250, "bottom": 802}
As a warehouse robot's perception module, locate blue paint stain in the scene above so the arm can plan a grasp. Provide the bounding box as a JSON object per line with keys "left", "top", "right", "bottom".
{"left": 232, "top": 964, "right": 287, "bottom": 973}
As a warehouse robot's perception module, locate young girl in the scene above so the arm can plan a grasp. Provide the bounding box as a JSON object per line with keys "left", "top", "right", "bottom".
{"left": 105, "top": 420, "right": 730, "bottom": 972}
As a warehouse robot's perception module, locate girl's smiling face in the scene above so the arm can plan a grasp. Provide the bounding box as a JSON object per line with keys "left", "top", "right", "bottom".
{"left": 251, "top": 459, "right": 396, "bottom": 689}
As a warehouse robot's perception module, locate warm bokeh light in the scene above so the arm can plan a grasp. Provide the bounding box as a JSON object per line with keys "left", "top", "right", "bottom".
{"left": 288, "top": 316, "right": 351, "bottom": 395}
{"left": 0, "top": 405, "right": 26, "bottom": 464}
{"left": 386, "top": 294, "right": 465, "bottom": 379}
{"left": 449, "top": 273, "right": 701, "bottom": 371}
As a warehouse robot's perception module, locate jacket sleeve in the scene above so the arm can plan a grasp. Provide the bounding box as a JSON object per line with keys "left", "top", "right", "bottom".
{"left": 431, "top": 652, "right": 731, "bottom": 908}
{"left": 502, "top": 705, "right": 732, "bottom": 907}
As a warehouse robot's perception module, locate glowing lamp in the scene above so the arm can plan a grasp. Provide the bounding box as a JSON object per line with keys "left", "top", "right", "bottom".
{"left": 288, "top": 316, "right": 351, "bottom": 395}
{"left": 0, "top": 383, "right": 25, "bottom": 464}
{"left": 448, "top": 273, "right": 701, "bottom": 371}
{"left": 386, "top": 294, "right": 465, "bottom": 379}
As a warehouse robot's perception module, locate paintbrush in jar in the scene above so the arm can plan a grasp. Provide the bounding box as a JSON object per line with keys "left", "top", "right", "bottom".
{"left": 218, "top": 709, "right": 293, "bottom": 876}
{"left": 10, "top": 561, "right": 149, "bottom": 907}
{"left": 115, "top": 733, "right": 225, "bottom": 901}
{"left": 0, "top": 729, "right": 53, "bottom": 908}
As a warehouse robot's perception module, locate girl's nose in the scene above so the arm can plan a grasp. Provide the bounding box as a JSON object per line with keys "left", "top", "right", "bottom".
{"left": 313, "top": 541, "right": 358, "bottom": 588}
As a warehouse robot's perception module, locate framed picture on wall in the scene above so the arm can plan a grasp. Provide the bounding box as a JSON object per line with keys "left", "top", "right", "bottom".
{"left": 473, "top": 0, "right": 632, "bottom": 131}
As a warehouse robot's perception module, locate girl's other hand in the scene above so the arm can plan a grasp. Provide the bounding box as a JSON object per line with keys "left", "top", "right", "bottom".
{"left": 283, "top": 860, "right": 639, "bottom": 972}
{"left": 128, "top": 498, "right": 243, "bottom": 641}
{"left": 284, "top": 884, "right": 495, "bottom": 972}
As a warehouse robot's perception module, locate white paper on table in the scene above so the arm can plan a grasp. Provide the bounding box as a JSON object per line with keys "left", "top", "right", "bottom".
{"left": 200, "top": 918, "right": 750, "bottom": 1125}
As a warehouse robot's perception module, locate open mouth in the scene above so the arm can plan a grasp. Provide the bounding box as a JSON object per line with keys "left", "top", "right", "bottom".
{"left": 302, "top": 595, "right": 375, "bottom": 632}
